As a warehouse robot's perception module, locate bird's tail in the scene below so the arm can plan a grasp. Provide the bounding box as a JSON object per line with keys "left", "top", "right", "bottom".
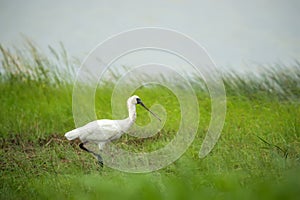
{"left": 64, "top": 129, "right": 80, "bottom": 140}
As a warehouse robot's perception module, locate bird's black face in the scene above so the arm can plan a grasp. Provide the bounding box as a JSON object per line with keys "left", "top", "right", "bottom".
{"left": 136, "top": 98, "right": 142, "bottom": 104}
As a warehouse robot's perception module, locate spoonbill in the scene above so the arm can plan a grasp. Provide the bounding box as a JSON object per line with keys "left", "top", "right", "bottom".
{"left": 65, "top": 95, "right": 161, "bottom": 167}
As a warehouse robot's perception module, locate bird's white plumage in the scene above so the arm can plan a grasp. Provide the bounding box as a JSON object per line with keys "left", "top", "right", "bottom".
{"left": 65, "top": 95, "right": 140, "bottom": 150}
{"left": 67, "top": 120, "right": 126, "bottom": 142}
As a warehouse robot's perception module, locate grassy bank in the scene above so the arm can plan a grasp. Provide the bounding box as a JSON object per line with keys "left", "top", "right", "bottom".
{"left": 0, "top": 44, "right": 300, "bottom": 199}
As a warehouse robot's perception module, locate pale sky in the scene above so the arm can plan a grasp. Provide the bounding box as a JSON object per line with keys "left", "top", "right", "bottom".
{"left": 0, "top": 0, "right": 299, "bottom": 71}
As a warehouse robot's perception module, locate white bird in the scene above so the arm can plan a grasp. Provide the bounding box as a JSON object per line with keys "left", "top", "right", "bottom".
{"left": 65, "top": 95, "right": 161, "bottom": 167}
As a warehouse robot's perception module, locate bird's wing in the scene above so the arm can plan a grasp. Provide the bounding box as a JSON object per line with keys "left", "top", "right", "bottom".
{"left": 77, "top": 120, "right": 122, "bottom": 143}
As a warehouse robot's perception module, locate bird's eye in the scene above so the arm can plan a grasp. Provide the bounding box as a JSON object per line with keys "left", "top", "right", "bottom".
{"left": 136, "top": 98, "right": 141, "bottom": 104}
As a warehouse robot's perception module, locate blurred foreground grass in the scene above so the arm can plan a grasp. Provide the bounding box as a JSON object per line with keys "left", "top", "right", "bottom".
{"left": 0, "top": 43, "right": 300, "bottom": 199}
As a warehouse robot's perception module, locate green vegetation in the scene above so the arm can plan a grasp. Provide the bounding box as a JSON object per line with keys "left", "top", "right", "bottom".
{"left": 0, "top": 43, "right": 300, "bottom": 199}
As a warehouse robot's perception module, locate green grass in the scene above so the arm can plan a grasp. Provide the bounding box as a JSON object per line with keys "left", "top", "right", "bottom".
{"left": 1, "top": 43, "right": 300, "bottom": 199}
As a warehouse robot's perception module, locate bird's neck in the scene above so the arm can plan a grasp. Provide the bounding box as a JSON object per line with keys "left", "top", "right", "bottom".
{"left": 127, "top": 103, "right": 137, "bottom": 122}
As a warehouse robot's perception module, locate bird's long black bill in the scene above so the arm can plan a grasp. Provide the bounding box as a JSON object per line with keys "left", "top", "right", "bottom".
{"left": 140, "top": 102, "right": 161, "bottom": 122}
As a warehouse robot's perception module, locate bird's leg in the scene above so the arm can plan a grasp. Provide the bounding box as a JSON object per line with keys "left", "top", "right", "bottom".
{"left": 79, "top": 142, "right": 103, "bottom": 167}
{"left": 94, "top": 154, "right": 103, "bottom": 168}
{"left": 79, "top": 142, "right": 91, "bottom": 153}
